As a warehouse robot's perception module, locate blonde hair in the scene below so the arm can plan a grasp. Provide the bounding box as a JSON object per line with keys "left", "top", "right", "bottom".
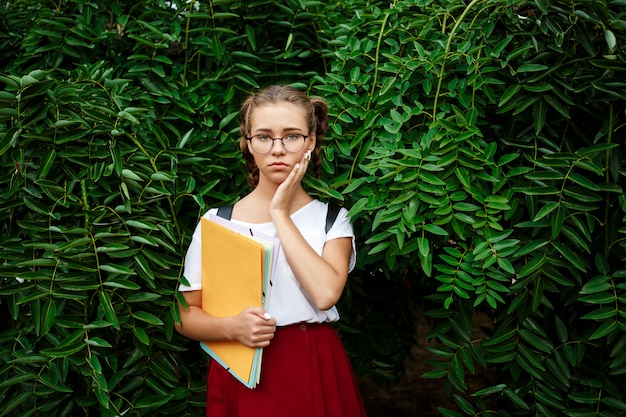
{"left": 239, "top": 85, "right": 328, "bottom": 188}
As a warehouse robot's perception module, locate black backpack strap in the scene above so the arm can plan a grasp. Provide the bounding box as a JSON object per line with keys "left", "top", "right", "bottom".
{"left": 218, "top": 203, "right": 337, "bottom": 231}
{"left": 216, "top": 204, "right": 233, "bottom": 220}
{"left": 325, "top": 203, "right": 341, "bottom": 234}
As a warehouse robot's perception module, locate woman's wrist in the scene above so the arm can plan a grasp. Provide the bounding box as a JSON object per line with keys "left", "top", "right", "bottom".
{"left": 269, "top": 208, "right": 290, "bottom": 224}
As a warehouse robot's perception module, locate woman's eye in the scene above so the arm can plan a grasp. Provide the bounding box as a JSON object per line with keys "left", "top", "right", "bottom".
{"left": 285, "top": 134, "right": 298, "bottom": 141}
{"left": 257, "top": 135, "right": 271, "bottom": 141}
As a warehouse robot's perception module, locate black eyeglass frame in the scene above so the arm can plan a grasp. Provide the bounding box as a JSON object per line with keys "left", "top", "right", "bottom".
{"left": 245, "top": 134, "right": 310, "bottom": 154}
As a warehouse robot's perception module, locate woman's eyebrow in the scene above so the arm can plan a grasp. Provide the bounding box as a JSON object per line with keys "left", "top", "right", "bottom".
{"left": 252, "top": 126, "right": 305, "bottom": 133}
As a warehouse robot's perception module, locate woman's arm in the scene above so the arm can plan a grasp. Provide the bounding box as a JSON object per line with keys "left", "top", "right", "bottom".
{"left": 272, "top": 212, "right": 352, "bottom": 310}
{"left": 175, "top": 290, "right": 276, "bottom": 348}
{"left": 268, "top": 155, "right": 353, "bottom": 311}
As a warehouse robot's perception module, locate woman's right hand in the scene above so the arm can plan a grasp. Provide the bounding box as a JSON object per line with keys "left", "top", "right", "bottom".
{"left": 230, "top": 307, "right": 277, "bottom": 348}
{"left": 175, "top": 291, "right": 276, "bottom": 346}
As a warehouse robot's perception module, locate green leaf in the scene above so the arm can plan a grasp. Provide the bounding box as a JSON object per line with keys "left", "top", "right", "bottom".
{"left": 98, "top": 292, "right": 120, "bottom": 330}
{"left": 588, "top": 320, "right": 618, "bottom": 340}
{"left": 498, "top": 84, "right": 521, "bottom": 108}
{"left": 103, "top": 278, "right": 141, "bottom": 290}
{"left": 126, "top": 220, "right": 159, "bottom": 230}
{"left": 41, "top": 342, "right": 84, "bottom": 358}
{"left": 569, "top": 391, "right": 599, "bottom": 404}
{"left": 85, "top": 337, "right": 113, "bottom": 348}
{"left": 602, "top": 396, "right": 626, "bottom": 411}
{"left": 438, "top": 408, "right": 464, "bottom": 417}
{"left": 578, "top": 143, "right": 619, "bottom": 156}
{"left": 38, "top": 149, "right": 57, "bottom": 179}
{"left": 419, "top": 172, "right": 447, "bottom": 186}
{"left": 0, "top": 392, "right": 32, "bottom": 417}
{"left": 100, "top": 264, "right": 136, "bottom": 275}
{"left": 533, "top": 201, "right": 559, "bottom": 222}
{"left": 422, "top": 368, "right": 448, "bottom": 379}
{"left": 522, "top": 186, "right": 560, "bottom": 196}
{"left": 21, "top": 79, "right": 55, "bottom": 97}
{"left": 544, "top": 94, "right": 571, "bottom": 118}
{"left": 122, "top": 169, "right": 144, "bottom": 181}
{"left": 580, "top": 276, "right": 612, "bottom": 294}
{"left": 563, "top": 187, "right": 602, "bottom": 203}
{"left": 568, "top": 173, "right": 600, "bottom": 191}
{"left": 454, "top": 213, "right": 475, "bottom": 224}
{"left": 604, "top": 30, "right": 617, "bottom": 51}
{"left": 505, "top": 388, "right": 530, "bottom": 410}
{"left": 579, "top": 293, "right": 616, "bottom": 304}
{"left": 0, "top": 372, "right": 37, "bottom": 388}
{"left": 535, "top": 388, "right": 565, "bottom": 410}
{"left": 15, "top": 291, "right": 49, "bottom": 305}
{"left": 133, "top": 310, "right": 164, "bottom": 325}
{"left": 416, "top": 237, "right": 429, "bottom": 257}
{"left": 135, "top": 393, "right": 175, "bottom": 409}
{"left": 133, "top": 327, "right": 150, "bottom": 345}
{"left": 0, "top": 127, "right": 21, "bottom": 156}
{"left": 516, "top": 349, "right": 544, "bottom": 378}
{"left": 519, "top": 329, "right": 553, "bottom": 353}
{"left": 581, "top": 307, "right": 616, "bottom": 320}
{"left": 516, "top": 64, "right": 548, "bottom": 73}
{"left": 551, "top": 242, "right": 585, "bottom": 272}
{"left": 515, "top": 239, "right": 550, "bottom": 257}
{"left": 423, "top": 224, "right": 449, "bottom": 236}
{"left": 455, "top": 167, "right": 471, "bottom": 188}
{"left": 419, "top": 251, "right": 432, "bottom": 277}
{"left": 534, "top": 99, "right": 546, "bottom": 135}
{"left": 493, "top": 257, "right": 513, "bottom": 274}
{"left": 553, "top": 315, "right": 568, "bottom": 343}
{"left": 150, "top": 171, "right": 176, "bottom": 182}
{"left": 42, "top": 299, "right": 57, "bottom": 335}
{"left": 472, "top": 384, "right": 507, "bottom": 396}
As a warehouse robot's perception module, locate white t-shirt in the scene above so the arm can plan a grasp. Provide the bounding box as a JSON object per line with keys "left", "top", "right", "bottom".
{"left": 178, "top": 200, "right": 356, "bottom": 326}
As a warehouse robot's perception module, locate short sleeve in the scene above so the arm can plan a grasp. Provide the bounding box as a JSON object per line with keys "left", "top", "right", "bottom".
{"left": 326, "top": 206, "right": 357, "bottom": 272}
{"left": 178, "top": 208, "right": 218, "bottom": 292}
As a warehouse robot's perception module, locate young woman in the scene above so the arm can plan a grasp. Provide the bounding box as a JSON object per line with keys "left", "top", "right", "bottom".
{"left": 175, "top": 85, "right": 367, "bottom": 416}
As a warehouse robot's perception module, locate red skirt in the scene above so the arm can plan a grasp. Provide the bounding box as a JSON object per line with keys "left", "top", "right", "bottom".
{"left": 206, "top": 323, "right": 367, "bottom": 417}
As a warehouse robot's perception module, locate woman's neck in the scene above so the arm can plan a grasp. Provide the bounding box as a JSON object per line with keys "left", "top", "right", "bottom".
{"left": 233, "top": 182, "right": 313, "bottom": 223}
{"left": 255, "top": 180, "right": 312, "bottom": 207}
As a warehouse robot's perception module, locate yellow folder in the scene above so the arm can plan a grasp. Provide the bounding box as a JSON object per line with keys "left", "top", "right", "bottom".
{"left": 200, "top": 217, "right": 275, "bottom": 388}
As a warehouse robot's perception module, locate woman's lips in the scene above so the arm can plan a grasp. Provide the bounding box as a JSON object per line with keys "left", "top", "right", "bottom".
{"left": 270, "top": 162, "right": 289, "bottom": 170}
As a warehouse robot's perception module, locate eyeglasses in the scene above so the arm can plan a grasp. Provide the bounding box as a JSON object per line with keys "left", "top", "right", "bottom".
{"left": 246, "top": 134, "right": 309, "bottom": 154}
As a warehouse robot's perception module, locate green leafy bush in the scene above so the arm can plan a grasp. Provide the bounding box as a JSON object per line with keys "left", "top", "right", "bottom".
{"left": 318, "top": 0, "right": 626, "bottom": 415}
{"left": 1, "top": 0, "right": 626, "bottom": 416}
{"left": 0, "top": 0, "right": 328, "bottom": 415}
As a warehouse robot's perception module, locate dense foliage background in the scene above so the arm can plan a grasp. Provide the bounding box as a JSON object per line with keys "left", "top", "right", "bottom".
{"left": 1, "top": 0, "right": 625, "bottom": 416}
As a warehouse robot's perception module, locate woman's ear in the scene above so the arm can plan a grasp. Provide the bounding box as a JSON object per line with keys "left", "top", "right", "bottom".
{"left": 307, "top": 133, "right": 316, "bottom": 151}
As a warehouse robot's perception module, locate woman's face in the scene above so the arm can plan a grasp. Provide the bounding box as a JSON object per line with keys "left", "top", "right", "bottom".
{"left": 247, "top": 102, "right": 315, "bottom": 186}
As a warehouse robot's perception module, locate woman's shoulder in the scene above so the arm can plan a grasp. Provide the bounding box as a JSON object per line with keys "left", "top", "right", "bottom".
{"left": 200, "top": 207, "right": 220, "bottom": 219}
{"left": 306, "top": 199, "right": 349, "bottom": 214}
{"left": 295, "top": 199, "right": 350, "bottom": 225}
{"left": 297, "top": 198, "right": 328, "bottom": 215}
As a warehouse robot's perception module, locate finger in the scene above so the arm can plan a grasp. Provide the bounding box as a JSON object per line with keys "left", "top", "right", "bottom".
{"left": 293, "top": 161, "right": 307, "bottom": 180}
{"left": 254, "top": 339, "right": 272, "bottom": 348}
{"left": 280, "top": 163, "right": 301, "bottom": 187}
{"left": 244, "top": 307, "right": 266, "bottom": 318}
{"left": 298, "top": 163, "right": 309, "bottom": 182}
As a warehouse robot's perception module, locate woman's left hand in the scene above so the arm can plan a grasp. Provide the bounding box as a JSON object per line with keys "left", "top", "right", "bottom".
{"left": 269, "top": 151, "right": 310, "bottom": 215}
